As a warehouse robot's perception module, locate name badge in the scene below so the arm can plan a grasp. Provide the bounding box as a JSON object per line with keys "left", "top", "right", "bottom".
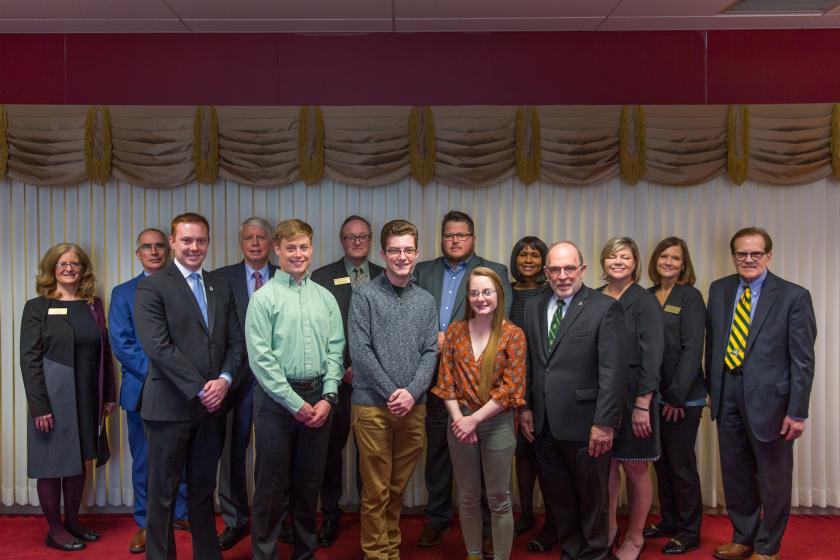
{"left": 664, "top": 305, "right": 681, "bottom": 315}
{"left": 48, "top": 308, "right": 68, "bottom": 315}
{"left": 334, "top": 277, "right": 351, "bottom": 286}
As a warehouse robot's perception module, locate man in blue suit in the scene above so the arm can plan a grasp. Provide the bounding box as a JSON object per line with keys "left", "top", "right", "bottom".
{"left": 109, "top": 228, "right": 189, "bottom": 554}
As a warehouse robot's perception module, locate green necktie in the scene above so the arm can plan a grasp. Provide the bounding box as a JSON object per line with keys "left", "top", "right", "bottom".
{"left": 351, "top": 267, "right": 366, "bottom": 289}
{"left": 725, "top": 286, "right": 751, "bottom": 370}
{"left": 547, "top": 298, "right": 565, "bottom": 349}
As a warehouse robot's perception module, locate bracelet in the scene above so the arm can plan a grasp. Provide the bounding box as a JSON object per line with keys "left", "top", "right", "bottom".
{"left": 633, "top": 405, "right": 649, "bottom": 412}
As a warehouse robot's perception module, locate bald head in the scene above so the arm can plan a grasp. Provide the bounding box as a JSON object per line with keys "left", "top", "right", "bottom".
{"left": 545, "top": 241, "right": 587, "bottom": 299}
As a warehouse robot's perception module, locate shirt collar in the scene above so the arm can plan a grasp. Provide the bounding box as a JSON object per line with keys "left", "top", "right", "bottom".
{"left": 741, "top": 269, "right": 769, "bottom": 292}
{"left": 245, "top": 261, "right": 270, "bottom": 280}
{"left": 343, "top": 257, "right": 370, "bottom": 278}
{"left": 445, "top": 255, "right": 472, "bottom": 274}
{"left": 276, "top": 268, "right": 310, "bottom": 287}
{"left": 173, "top": 258, "right": 202, "bottom": 280}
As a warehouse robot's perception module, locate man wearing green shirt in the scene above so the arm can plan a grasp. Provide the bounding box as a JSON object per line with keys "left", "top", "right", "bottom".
{"left": 246, "top": 219, "right": 345, "bottom": 560}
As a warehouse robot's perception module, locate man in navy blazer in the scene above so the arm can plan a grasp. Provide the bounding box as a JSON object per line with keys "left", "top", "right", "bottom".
{"left": 213, "top": 217, "right": 278, "bottom": 551}
{"left": 706, "top": 227, "right": 816, "bottom": 560}
{"left": 109, "top": 228, "right": 188, "bottom": 554}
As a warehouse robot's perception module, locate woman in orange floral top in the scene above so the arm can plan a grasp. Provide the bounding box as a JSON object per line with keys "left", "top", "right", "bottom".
{"left": 432, "top": 267, "right": 526, "bottom": 560}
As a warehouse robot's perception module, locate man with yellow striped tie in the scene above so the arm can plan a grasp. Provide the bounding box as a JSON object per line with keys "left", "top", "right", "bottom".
{"left": 705, "top": 227, "right": 816, "bottom": 560}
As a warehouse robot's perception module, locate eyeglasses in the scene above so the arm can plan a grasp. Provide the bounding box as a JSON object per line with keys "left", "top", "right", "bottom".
{"left": 385, "top": 248, "right": 418, "bottom": 256}
{"left": 139, "top": 242, "right": 167, "bottom": 252}
{"left": 545, "top": 265, "right": 580, "bottom": 277}
{"left": 442, "top": 232, "right": 473, "bottom": 241}
{"left": 467, "top": 289, "right": 496, "bottom": 299}
{"left": 342, "top": 234, "right": 371, "bottom": 244}
{"left": 733, "top": 251, "right": 767, "bottom": 262}
{"left": 56, "top": 262, "right": 83, "bottom": 270}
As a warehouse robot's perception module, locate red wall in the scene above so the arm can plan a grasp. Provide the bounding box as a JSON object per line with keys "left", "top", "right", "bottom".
{"left": 2, "top": 30, "right": 839, "bottom": 106}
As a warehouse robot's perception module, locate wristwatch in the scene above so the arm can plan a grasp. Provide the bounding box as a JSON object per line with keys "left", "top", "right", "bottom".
{"left": 322, "top": 392, "right": 339, "bottom": 406}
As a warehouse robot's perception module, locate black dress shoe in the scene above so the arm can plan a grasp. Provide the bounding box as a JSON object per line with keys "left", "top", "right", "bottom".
{"left": 278, "top": 516, "right": 294, "bottom": 544}
{"left": 65, "top": 525, "right": 100, "bottom": 542}
{"left": 527, "top": 529, "right": 558, "bottom": 552}
{"left": 663, "top": 538, "right": 700, "bottom": 555}
{"left": 218, "top": 526, "right": 249, "bottom": 551}
{"left": 317, "top": 518, "right": 340, "bottom": 548}
{"left": 643, "top": 524, "right": 676, "bottom": 539}
{"left": 417, "top": 523, "right": 448, "bottom": 547}
{"left": 45, "top": 534, "right": 86, "bottom": 552}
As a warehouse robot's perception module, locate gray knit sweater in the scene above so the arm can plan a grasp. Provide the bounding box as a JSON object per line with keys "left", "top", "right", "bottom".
{"left": 349, "top": 274, "right": 439, "bottom": 406}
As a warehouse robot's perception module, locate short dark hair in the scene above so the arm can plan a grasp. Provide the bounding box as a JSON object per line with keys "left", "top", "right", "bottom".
{"left": 648, "top": 237, "right": 697, "bottom": 286}
{"left": 340, "top": 215, "right": 372, "bottom": 237}
{"left": 509, "top": 236, "right": 549, "bottom": 284}
{"left": 170, "top": 212, "right": 209, "bottom": 237}
{"left": 730, "top": 227, "right": 773, "bottom": 254}
{"left": 441, "top": 210, "right": 475, "bottom": 237}
{"left": 380, "top": 219, "right": 418, "bottom": 250}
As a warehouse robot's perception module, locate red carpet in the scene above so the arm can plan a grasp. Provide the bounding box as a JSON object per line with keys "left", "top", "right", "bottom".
{"left": 1, "top": 513, "right": 837, "bottom": 559}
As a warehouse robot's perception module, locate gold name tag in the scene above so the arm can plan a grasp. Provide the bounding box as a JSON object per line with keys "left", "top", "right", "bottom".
{"left": 334, "top": 277, "right": 351, "bottom": 286}
{"left": 664, "top": 305, "right": 681, "bottom": 315}
{"left": 48, "top": 308, "right": 68, "bottom": 315}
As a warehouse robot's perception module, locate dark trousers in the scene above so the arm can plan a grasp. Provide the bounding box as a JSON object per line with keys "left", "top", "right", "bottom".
{"left": 424, "top": 391, "right": 491, "bottom": 531}
{"left": 320, "top": 381, "right": 357, "bottom": 521}
{"left": 252, "top": 385, "right": 332, "bottom": 560}
{"left": 653, "top": 405, "right": 703, "bottom": 543}
{"left": 218, "top": 377, "right": 256, "bottom": 529}
{"left": 144, "top": 413, "right": 226, "bottom": 560}
{"left": 534, "top": 430, "right": 612, "bottom": 560}
{"left": 717, "top": 372, "right": 793, "bottom": 556}
{"left": 126, "top": 410, "right": 189, "bottom": 528}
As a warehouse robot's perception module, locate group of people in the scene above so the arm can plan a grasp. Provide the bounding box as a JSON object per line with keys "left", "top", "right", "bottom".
{"left": 19, "top": 207, "right": 815, "bottom": 560}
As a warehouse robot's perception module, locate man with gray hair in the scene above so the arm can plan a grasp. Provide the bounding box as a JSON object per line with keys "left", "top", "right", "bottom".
{"left": 214, "top": 217, "right": 278, "bottom": 550}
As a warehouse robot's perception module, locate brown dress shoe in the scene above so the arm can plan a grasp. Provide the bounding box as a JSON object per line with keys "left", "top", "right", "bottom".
{"left": 417, "top": 524, "right": 447, "bottom": 547}
{"left": 173, "top": 519, "right": 191, "bottom": 532}
{"left": 748, "top": 554, "right": 779, "bottom": 560}
{"left": 129, "top": 528, "right": 146, "bottom": 554}
{"left": 714, "top": 543, "right": 754, "bottom": 560}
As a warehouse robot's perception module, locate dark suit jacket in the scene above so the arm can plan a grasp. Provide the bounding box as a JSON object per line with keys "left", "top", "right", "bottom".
{"left": 705, "top": 271, "right": 816, "bottom": 442}
{"left": 213, "top": 260, "right": 277, "bottom": 401}
{"left": 134, "top": 262, "right": 243, "bottom": 422}
{"left": 649, "top": 283, "right": 707, "bottom": 408}
{"left": 311, "top": 258, "right": 384, "bottom": 369}
{"left": 524, "top": 285, "right": 627, "bottom": 442}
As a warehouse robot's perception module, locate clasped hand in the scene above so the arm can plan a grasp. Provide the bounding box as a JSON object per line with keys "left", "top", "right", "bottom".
{"left": 200, "top": 378, "right": 229, "bottom": 413}
{"left": 294, "top": 400, "right": 331, "bottom": 428}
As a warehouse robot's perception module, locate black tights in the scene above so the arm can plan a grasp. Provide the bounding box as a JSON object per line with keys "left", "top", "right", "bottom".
{"left": 37, "top": 465, "right": 88, "bottom": 545}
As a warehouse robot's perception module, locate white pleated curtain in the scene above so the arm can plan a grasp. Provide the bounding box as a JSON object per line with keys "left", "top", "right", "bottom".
{"left": 0, "top": 175, "right": 837, "bottom": 510}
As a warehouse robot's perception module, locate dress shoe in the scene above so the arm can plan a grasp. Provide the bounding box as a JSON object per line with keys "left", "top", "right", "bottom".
{"left": 643, "top": 524, "right": 676, "bottom": 539}
{"left": 527, "top": 528, "right": 558, "bottom": 552}
{"left": 278, "top": 516, "right": 294, "bottom": 544}
{"left": 317, "top": 518, "right": 340, "bottom": 548}
{"left": 218, "top": 526, "right": 249, "bottom": 551}
{"left": 45, "top": 534, "right": 86, "bottom": 552}
{"left": 417, "top": 523, "right": 448, "bottom": 547}
{"left": 748, "top": 555, "right": 779, "bottom": 560}
{"left": 514, "top": 514, "right": 536, "bottom": 537}
{"left": 173, "top": 518, "right": 191, "bottom": 532}
{"left": 663, "top": 538, "right": 699, "bottom": 555}
{"left": 714, "top": 542, "right": 754, "bottom": 560}
{"left": 482, "top": 532, "right": 493, "bottom": 559}
{"left": 129, "top": 529, "right": 146, "bottom": 554}
{"left": 65, "top": 524, "right": 100, "bottom": 542}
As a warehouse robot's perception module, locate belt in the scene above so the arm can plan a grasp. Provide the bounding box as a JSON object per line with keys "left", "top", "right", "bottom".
{"left": 288, "top": 377, "right": 323, "bottom": 390}
{"left": 726, "top": 366, "right": 743, "bottom": 375}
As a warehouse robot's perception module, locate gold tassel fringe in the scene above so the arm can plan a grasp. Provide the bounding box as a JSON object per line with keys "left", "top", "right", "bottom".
{"left": 409, "top": 107, "right": 436, "bottom": 186}
{"left": 832, "top": 104, "right": 840, "bottom": 181}
{"left": 515, "top": 106, "right": 541, "bottom": 186}
{"left": 298, "top": 106, "right": 325, "bottom": 186}
{"left": 0, "top": 105, "right": 7, "bottom": 179}
{"left": 84, "top": 106, "right": 112, "bottom": 186}
{"left": 727, "top": 105, "right": 749, "bottom": 186}
{"left": 193, "top": 106, "right": 219, "bottom": 185}
{"left": 620, "top": 105, "right": 646, "bottom": 185}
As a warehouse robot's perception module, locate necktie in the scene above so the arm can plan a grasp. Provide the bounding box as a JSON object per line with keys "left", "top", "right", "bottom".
{"left": 351, "top": 267, "right": 365, "bottom": 289}
{"left": 253, "top": 270, "right": 263, "bottom": 294}
{"left": 547, "top": 298, "right": 566, "bottom": 349}
{"left": 724, "top": 286, "right": 751, "bottom": 370}
{"left": 189, "top": 272, "right": 209, "bottom": 327}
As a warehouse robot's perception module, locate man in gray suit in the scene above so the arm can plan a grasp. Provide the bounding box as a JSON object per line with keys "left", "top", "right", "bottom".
{"left": 413, "top": 210, "right": 512, "bottom": 554}
{"left": 706, "top": 227, "right": 816, "bottom": 560}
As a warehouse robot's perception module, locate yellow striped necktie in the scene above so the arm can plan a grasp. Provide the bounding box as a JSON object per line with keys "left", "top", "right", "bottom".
{"left": 724, "top": 286, "right": 751, "bottom": 370}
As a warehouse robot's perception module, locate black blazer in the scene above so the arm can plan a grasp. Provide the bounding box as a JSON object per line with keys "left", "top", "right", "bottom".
{"left": 524, "top": 285, "right": 627, "bottom": 442}
{"left": 648, "top": 283, "right": 707, "bottom": 408}
{"left": 311, "top": 258, "right": 384, "bottom": 369}
{"left": 134, "top": 262, "right": 243, "bottom": 422}
{"left": 705, "top": 271, "right": 816, "bottom": 442}
{"left": 213, "top": 260, "right": 277, "bottom": 400}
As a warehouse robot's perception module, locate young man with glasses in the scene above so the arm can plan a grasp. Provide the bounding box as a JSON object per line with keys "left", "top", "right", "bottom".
{"left": 311, "top": 215, "right": 384, "bottom": 547}
{"left": 348, "top": 219, "right": 439, "bottom": 560}
{"left": 413, "top": 210, "right": 512, "bottom": 556}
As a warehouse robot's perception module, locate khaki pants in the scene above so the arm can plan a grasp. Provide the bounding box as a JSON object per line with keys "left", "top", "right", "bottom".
{"left": 353, "top": 404, "right": 426, "bottom": 560}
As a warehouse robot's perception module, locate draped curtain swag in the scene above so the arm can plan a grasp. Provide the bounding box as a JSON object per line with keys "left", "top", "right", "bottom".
{"left": 1, "top": 103, "right": 838, "bottom": 189}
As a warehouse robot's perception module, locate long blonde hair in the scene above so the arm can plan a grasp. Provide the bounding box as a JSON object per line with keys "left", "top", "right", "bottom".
{"left": 464, "top": 267, "right": 506, "bottom": 403}
{"left": 36, "top": 243, "right": 97, "bottom": 303}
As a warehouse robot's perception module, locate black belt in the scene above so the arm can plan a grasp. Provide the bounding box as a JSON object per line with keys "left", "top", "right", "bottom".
{"left": 726, "top": 366, "right": 743, "bottom": 375}
{"left": 288, "top": 377, "right": 323, "bottom": 390}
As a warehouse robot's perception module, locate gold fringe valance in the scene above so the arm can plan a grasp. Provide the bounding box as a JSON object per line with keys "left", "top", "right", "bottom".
{"left": 0, "top": 103, "right": 836, "bottom": 189}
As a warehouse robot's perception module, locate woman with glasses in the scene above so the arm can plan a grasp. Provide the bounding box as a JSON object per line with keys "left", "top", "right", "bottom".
{"left": 598, "top": 237, "right": 664, "bottom": 560}
{"left": 20, "top": 243, "right": 116, "bottom": 552}
{"left": 643, "top": 238, "right": 706, "bottom": 555}
{"left": 433, "top": 267, "right": 526, "bottom": 560}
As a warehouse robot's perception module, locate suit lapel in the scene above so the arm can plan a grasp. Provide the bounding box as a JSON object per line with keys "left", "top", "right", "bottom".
{"left": 451, "top": 257, "right": 482, "bottom": 321}
{"left": 204, "top": 270, "right": 217, "bottom": 334}
{"left": 230, "top": 262, "right": 249, "bottom": 322}
{"left": 719, "top": 276, "right": 739, "bottom": 358}
{"left": 745, "top": 272, "right": 778, "bottom": 356}
{"left": 167, "top": 265, "right": 209, "bottom": 336}
{"left": 547, "top": 287, "right": 590, "bottom": 361}
{"left": 536, "top": 288, "right": 553, "bottom": 358}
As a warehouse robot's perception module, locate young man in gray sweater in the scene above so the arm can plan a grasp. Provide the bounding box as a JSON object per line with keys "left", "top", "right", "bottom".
{"left": 348, "top": 219, "right": 439, "bottom": 560}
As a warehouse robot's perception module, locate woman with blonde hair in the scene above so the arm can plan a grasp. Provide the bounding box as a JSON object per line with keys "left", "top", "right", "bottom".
{"left": 20, "top": 243, "right": 116, "bottom": 552}
{"left": 433, "top": 267, "right": 527, "bottom": 560}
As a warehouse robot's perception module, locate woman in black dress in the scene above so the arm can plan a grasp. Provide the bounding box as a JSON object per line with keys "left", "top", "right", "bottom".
{"left": 643, "top": 237, "right": 706, "bottom": 555}
{"left": 20, "top": 243, "right": 116, "bottom": 552}
{"left": 598, "top": 237, "right": 664, "bottom": 560}
{"left": 508, "top": 236, "right": 556, "bottom": 551}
